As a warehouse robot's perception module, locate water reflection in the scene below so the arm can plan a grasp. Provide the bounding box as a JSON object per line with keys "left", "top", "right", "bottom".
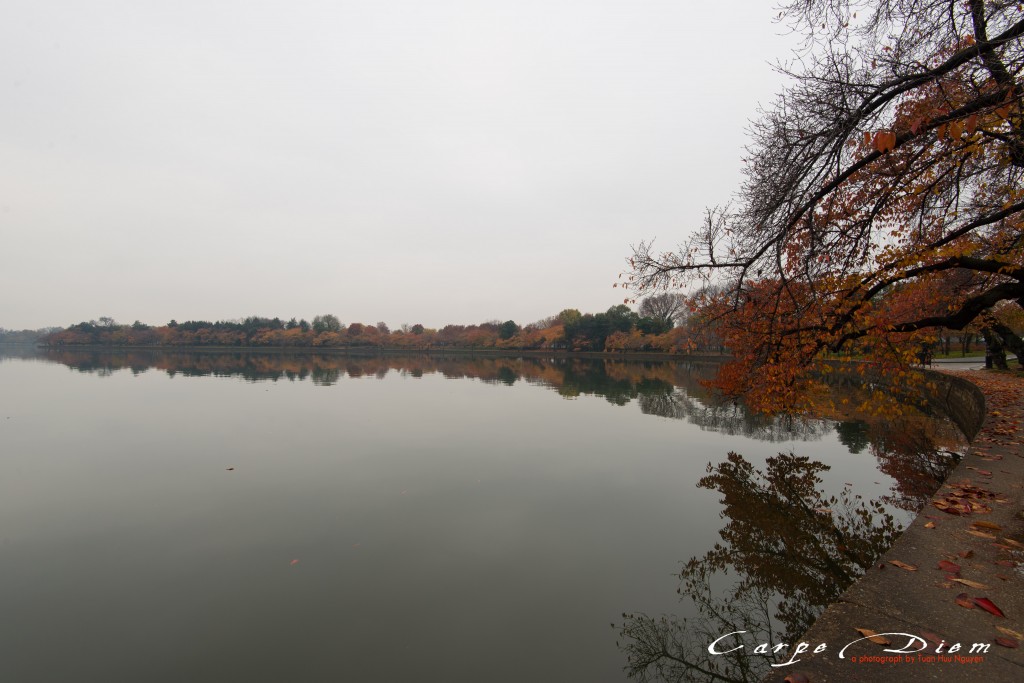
{"left": 618, "top": 435, "right": 960, "bottom": 682}
{"left": 19, "top": 348, "right": 838, "bottom": 442}
{"left": 618, "top": 457, "right": 898, "bottom": 681}
{"left": 5, "top": 348, "right": 964, "bottom": 682}
{"left": 12, "top": 348, "right": 964, "bottom": 494}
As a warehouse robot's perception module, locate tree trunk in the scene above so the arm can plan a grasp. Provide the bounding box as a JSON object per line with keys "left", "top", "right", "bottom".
{"left": 961, "top": 332, "right": 974, "bottom": 357}
{"left": 983, "top": 327, "right": 1009, "bottom": 370}
{"left": 986, "top": 319, "right": 1024, "bottom": 369}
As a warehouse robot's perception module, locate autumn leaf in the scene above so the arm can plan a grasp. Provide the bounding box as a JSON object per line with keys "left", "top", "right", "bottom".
{"left": 784, "top": 674, "right": 810, "bottom": 683}
{"left": 873, "top": 131, "right": 897, "bottom": 152}
{"left": 996, "top": 626, "right": 1024, "bottom": 640}
{"left": 971, "top": 520, "right": 1002, "bottom": 531}
{"left": 965, "top": 113, "right": 979, "bottom": 134}
{"left": 924, "top": 521, "right": 936, "bottom": 528}
{"left": 854, "top": 628, "right": 891, "bottom": 645}
{"left": 933, "top": 499, "right": 970, "bottom": 515}
{"left": 937, "top": 560, "right": 961, "bottom": 573}
{"left": 967, "top": 530, "right": 996, "bottom": 540}
{"left": 951, "top": 578, "right": 989, "bottom": 590}
{"left": 995, "top": 637, "right": 1019, "bottom": 649}
{"left": 972, "top": 597, "right": 1006, "bottom": 618}
{"left": 955, "top": 593, "right": 976, "bottom": 609}
{"left": 889, "top": 560, "right": 917, "bottom": 571}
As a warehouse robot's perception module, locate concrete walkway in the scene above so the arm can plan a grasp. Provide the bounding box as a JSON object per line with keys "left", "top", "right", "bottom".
{"left": 763, "top": 370, "right": 1024, "bottom": 682}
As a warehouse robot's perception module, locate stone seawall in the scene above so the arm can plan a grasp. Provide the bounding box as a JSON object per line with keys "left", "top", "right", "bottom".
{"left": 922, "top": 369, "right": 986, "bottom": 441}
{"left": 762, "top": 370, "right": 1024, "bottom": 682}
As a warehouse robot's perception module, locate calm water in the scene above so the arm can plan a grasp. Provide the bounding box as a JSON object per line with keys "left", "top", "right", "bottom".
{"left": 0, "top": 349, "right": 963, "bottom": 682}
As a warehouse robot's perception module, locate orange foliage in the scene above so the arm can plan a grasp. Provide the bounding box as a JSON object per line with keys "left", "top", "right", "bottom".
{"left": 627, "top": 2, "right": 1024, "bottom": 412}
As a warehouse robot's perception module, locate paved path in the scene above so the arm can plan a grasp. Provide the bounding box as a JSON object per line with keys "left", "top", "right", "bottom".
{"left": 763, "top": 370, "right": 1024, "bottom": 682}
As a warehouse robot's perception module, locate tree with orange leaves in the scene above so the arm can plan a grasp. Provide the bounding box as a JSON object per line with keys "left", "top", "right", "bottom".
{"left": 628, "top": 0, "right": 1024, "bottom": 411}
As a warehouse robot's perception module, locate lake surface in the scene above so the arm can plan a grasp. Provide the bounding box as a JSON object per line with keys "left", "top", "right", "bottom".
{"left": 0, "top": 349, "right": 963, "bottom": 682}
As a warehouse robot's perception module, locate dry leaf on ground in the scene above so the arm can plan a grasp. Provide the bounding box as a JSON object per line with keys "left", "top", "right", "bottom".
{"left": 889, "top": 560, "right": 917, "bottom": 571}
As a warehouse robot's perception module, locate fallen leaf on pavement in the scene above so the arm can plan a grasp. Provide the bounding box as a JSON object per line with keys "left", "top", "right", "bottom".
{"left": 955, "top": 593, "right": 976, "bottom": 609}
{"left": 889, "top": 560, "right": 917, "bottom": 571}
{"left": 996, "top": 626, "right": 1024, "bottom": 640}
{"left": 973, "top": 597, "right": 1006, "bottom": 618}
{"left": 854, "top": 628, "right": 891, "bottom": 645}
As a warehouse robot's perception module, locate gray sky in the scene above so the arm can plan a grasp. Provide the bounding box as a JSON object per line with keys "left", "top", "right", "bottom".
{"left": 1, "top": 0, "right": 793, "bottom": 330}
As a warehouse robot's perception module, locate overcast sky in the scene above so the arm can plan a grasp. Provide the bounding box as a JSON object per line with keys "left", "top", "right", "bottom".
{"left": 1, "top": 0, "right": 794, "bottom": 330}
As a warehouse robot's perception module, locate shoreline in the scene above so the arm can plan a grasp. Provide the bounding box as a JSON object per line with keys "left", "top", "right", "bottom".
{"left": 28, "top": 343, "right": 731, "bottom": 363}
{"left": 763, "top": 369, "right": 1024, "bottom": 681}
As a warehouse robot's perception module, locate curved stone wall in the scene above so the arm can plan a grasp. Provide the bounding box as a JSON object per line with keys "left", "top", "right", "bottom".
{"left": 920, "top": 369, "right": 986, "bottom": 441}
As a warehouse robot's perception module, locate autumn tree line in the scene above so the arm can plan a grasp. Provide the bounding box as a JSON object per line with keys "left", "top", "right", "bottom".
{"left": 29, "top": 285, "right": 996, "bottom": 356}
{"left": 39, "top": 295, "right": 724, "bottom": 353}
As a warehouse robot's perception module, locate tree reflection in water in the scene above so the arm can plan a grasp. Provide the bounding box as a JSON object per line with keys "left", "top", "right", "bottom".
{"left": 23, "top": 348, "right": 962, "bottom": 504}
{"left": 616, "top": 448, "right": 956, "bottom": 682}
{"left": 15, "top": 349, "right": 963, "bottom": 681}
{"left": 639, "top": 389, "right": 832, "bottom": 442}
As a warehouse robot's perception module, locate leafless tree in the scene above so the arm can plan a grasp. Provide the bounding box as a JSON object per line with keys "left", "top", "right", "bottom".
{"left": 638, "top": 292, "right": 687, "bottom": 327}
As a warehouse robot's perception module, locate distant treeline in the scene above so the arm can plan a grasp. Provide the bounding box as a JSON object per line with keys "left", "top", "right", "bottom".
{"left": 0, "top": 327, "right": 63, "bottom": 344}
{"left": 41, "top": 298, "right": 726, "bottom": 354}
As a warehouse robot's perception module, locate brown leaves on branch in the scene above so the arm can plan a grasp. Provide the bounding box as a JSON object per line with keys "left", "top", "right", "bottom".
{"left": 872, "top": 131, "right": 897, "bottom": 153}
{"left": 625, "top": 1, "right": 1024, "bottom": 414}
